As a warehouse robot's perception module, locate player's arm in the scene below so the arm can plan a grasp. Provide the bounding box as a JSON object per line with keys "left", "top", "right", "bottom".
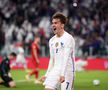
{"left": 8, "top": 72, "right": 12, "bottom": 77}
{"left": 40, "top": 55, "right": 54, "bottom": 82}
{"left": 61, "top": 37, "right": 75, "bottom": 77}
{"left": 45, "top": 40, "right": 54, "bottom": 77}
{"left": 32, "top": 45, "right": 39, "bottom": 64}
{"left": 40, "top": 40, "right": 54, "bottom": 82}
{"left": 1, "top": 61, "right": 9, "bottom": 76}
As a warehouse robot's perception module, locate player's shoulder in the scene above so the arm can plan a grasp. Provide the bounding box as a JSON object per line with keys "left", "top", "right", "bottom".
{"left": 2, "top": 56, "right": 9, "bottom": 64}
{"left": 49, "top": 35, "right": 56, "bottom": 43}
{"left": 64, "top": 31, "right": 74, "bottom": 40}
{"left": 32, "top": 42, "right": 36, "bottom": 46}
{"left": 18, "top": 47, "right": 24, "bottom": 53}
{"left": 31, "top": 42, "right": 34, "bottom": 46}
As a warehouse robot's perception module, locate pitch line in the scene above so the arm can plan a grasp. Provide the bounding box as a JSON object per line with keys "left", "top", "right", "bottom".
{"left": 15, "top": 79, "right": 34, "bottom": 83}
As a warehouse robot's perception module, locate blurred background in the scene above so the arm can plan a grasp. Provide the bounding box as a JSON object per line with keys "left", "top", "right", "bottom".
{"left": 0, "top": 0, "right": 108, "bottom": 57}
{"left": 0, "top": 0, "right": 108, "bottom": 90}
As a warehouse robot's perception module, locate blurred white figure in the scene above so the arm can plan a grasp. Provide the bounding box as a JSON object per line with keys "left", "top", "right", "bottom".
{"left": 75, "top": 57, "right": 88, "bottom": 72}
{"left": 11, "top": 43, "right": 28, "bottom": 71}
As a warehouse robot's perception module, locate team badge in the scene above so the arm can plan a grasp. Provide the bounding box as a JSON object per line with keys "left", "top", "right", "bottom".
{"left": 55, "top": 42, "right": 59, "bottom": 47}
{"left": 61, "top": 42, "right": 64, "bottom": 47}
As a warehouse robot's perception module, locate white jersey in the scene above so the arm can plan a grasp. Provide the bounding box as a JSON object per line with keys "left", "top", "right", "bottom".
{"left": 16, "top": 47, "right": 26, "bottom": 63}
{"left": 11, "top": 46, "right": 27, "bottom": 69}
{"left": 45, "top": 31, "right": 75, "bottom": 77}
{"left": 17, "top": 47, "right": 24, "bottom": 54}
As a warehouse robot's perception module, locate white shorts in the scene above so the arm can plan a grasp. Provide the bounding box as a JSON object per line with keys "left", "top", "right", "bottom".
{"left": 61, "top": 71, "right": 75, "bottom": 90}
{"left": 16, "top": 55, "right": 26, "bottom": 64}
{"left": 44, "top": 69, "right": 75, "bottom": 90}
{"left": 60, "top": 65, "right": 75, "bottom": 90}
{"left": 43, "top": 69, "right": 60, "bottom": 89}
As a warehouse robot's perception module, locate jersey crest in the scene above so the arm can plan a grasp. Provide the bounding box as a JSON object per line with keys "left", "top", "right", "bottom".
{"left": 55, "top": 42, "right": 59, "bottom": 47}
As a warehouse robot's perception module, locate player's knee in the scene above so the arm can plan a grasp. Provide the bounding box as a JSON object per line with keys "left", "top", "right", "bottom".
{"left": 45, "top": 88, "right": 55, "bottom": 90}
{"left": 9, "top": 81, "right": 16, "bottom": 88}
{"left": 45, "top": 86, "right": 56, "bottom": 90}
{"left": 36, "top": 68, "right": 39, "bottom": 71}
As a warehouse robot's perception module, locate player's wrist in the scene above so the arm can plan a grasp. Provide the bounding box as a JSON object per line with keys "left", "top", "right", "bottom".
{"left": 60, "top": 76, "right": 65, "bottom": 83}
{"left": 60, "top": 73, "right": 65, "bottom": 76}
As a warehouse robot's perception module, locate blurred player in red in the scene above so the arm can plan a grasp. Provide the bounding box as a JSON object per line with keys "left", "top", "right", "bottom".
{"left": 26, "top": 35, "right": 41, "bottom": 84}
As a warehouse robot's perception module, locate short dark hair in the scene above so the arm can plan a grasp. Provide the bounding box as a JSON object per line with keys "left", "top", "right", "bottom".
{"left": 52, "top": 12, "right": 67, "bottom": 24}
{"left": 10, "top": 52, "right": 17, "bottom": 57}
{"left": 35, "top": 34, "right": 40, "bottom": 38}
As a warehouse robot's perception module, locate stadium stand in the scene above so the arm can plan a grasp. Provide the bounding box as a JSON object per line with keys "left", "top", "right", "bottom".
{"left": 0, "top": 0, "right": 108, "bottom": 58}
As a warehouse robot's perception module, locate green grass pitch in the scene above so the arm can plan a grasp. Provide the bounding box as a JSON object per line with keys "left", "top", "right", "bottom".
{"left": 0, "top": 70, "right": 108, "bottom": 90}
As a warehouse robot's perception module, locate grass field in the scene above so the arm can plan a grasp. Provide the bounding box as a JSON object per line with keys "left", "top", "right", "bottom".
{"left": 0, "top": 70, "right": 108, "bottom": 90}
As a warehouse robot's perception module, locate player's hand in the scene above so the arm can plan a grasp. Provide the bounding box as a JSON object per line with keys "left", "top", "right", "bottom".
{"left": 60, "top": 76, "right": 65, "bottom": 83}
{"left": 8, "top": 73, "right": 12, "bottom": 77}
{"left": 39, "top": 76, "right": 46, "bottom": 82}
{"left": 36, "top": 59, "right": 40, "bottom": 64}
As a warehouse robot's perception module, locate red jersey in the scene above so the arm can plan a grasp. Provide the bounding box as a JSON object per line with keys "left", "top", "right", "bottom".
{"left": 31, "top": 42, "right": 40, "bottom": 67}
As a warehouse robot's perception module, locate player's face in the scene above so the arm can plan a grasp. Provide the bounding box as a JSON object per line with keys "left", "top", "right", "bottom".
{"left": 9, "top": 55, "right": 16, "bottom": 60}
{"left": 34, "top": 37, "right": 40, "bottom": 44}
{"left": 51, "top": 19, "right": 64, "bottom": 35}
{"left": 37, "top": 37, "right": 40, "bottom": 43}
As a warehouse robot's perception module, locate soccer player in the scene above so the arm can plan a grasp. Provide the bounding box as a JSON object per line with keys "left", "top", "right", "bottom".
{"left": 40, "top": 12, "right": 75, "bottom": 90}
{"left": 26, "top": 35, "right": 41, "bottom": 84}
{"left": 11, "top": 43, "right": 28, "bottom": 71}
{"left": 75, "top": 56, "right": 88, "bottom": 72}
{"left": 0, "top": 52, "right": 16, "bottom": 88}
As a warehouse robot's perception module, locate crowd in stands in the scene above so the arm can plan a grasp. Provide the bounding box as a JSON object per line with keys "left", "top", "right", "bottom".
{"left": 0, "top": 0, "right": 108, "bottom": 57}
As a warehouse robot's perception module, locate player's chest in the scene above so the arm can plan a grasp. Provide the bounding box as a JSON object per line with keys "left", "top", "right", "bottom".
{"left": 51, "top": 40, "right": 65, "bottom": 53}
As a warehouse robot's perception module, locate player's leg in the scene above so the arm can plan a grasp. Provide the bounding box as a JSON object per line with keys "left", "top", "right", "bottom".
{"left": 22, "top": 60, "right": 29, "bottom": 72}
{"left": 0, "top": 80, "right": 4, "bottom": 85}
{"left": 10, "top": 61, "right": 17, "bottom": 68}
{"left": 45, "top": 84, "right": 57, "bottom": 90}
{"left": 61, "top": 80, "right": 74, "bottom": 90}
{"left": 45, "top": 87, "right": 57, "bottom": 90}
{"left": 44, "top": 71, "right": 60, "bottom": 90}
{"left": 34, "top": 63, "right": 39, "bottom": 79}
{"left": 1, "top": 75, "right": 16, "bottom": 87}
{"left": 26, "top": 61, "right": 39, "bottom": 79}
{"left": 8, "top": 80, "right": 16, "bottom": 88}
{"left": 20, "top": 56, "right": 28, "bottom": 70}
{"left": 26, "top": 68, "right": 39, "bottom": 78}
{"left": 61, "top": 72, "right": 75, "bottom": 90}
{"left": 33, "top": 67, "right": 41, "bottom": 84}
{"left": 23, "top": 62, "right": 27, "bottom": 69}
{"left": 27, "top": 63, "right": 39, "bottom": 79}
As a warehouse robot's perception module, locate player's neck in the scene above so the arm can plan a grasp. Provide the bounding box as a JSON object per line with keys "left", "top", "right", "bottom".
{"left": 56, "top": 30, "right": 65, "bottom": 37}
